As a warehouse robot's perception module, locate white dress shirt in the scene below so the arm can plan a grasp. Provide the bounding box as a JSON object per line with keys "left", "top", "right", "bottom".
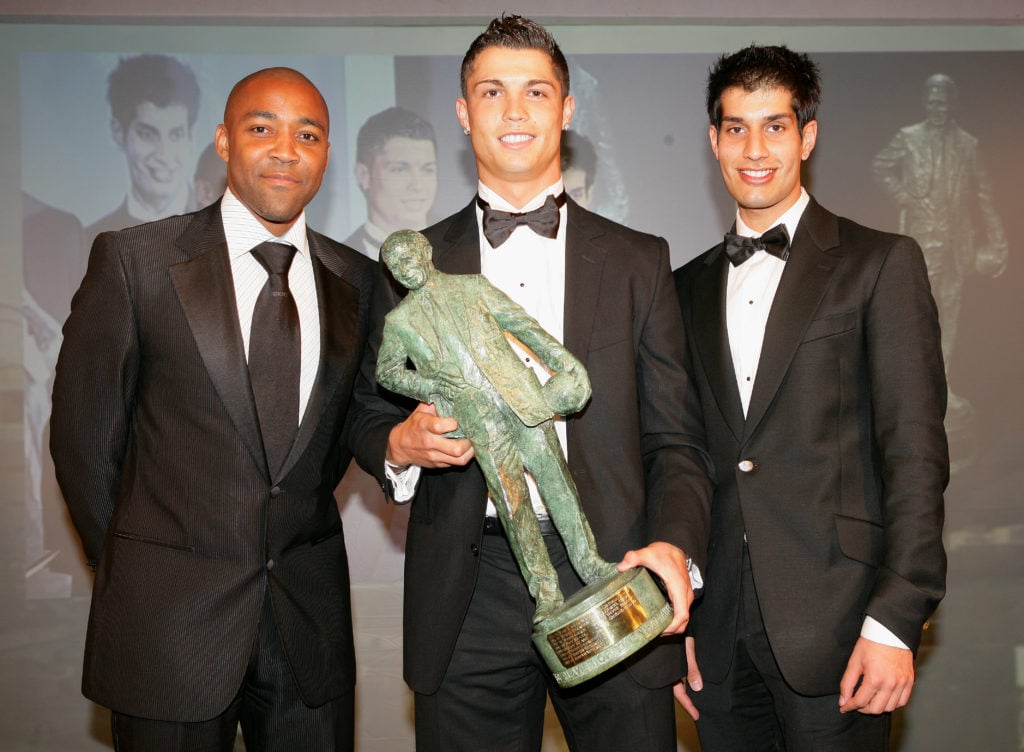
{"left": 221, "top": 188, "right": 320, "bottom": 426}
{"left": 725, "top": 188, "right": 907, "bottom": 650}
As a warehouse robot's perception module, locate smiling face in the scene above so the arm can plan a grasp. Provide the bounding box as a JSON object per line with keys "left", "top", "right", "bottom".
{"left": 709, "top": 85, "right": 817, "bottom": 232}
{"left": 113, "top": 101, "right": 192, "bottom": 213}
{"left": 456, "top": 46, "right": 574, "bottom": 208}
{"left": 357, "top": 136, "right": 438, "bottom": 233}
{"left": 215, "top": 70, "right": 330, "bottom": 236}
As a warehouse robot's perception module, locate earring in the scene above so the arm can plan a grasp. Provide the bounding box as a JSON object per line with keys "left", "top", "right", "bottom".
{"left": 463, "top": 127, "right": 471, "bottom": 135}
{"left": 563, "top": 124, "right": 569, "bottom": 131}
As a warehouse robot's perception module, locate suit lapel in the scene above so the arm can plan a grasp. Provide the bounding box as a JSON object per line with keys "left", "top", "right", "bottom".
{"left": 691, "top": 245, "right": 746, "bottom": 442}
{"left": 743, "top": 199, "right": 841, "bottom": 441}
{"left": 563, "top": 201, "right": 606, "bottom": 360}
{"left": 169, "top": 204, "right": 266, "bottom": 474}
{"left": 434, "top": 201, "right": 482, "bottom": 275}
{"left": 280, "top": 232, "right": 360, "bottom": 478}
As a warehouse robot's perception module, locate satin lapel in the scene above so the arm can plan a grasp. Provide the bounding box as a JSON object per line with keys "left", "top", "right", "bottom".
{"left": 562, "top": 202, "right": 606, "bottom": 360}
{"left": 691, "top": 246, "right": 745, "bottom": 443}
{"left": 434, "top": 201, "right": 482, "bottom": 275}
{"left": 168, "top": 205, "right": 266, "bottom": 474}
{"left": 743, "top": 200, "right": 841, "bottom": 442}
{"left": 278, "top": 234, "right": 359, "bottom": 478}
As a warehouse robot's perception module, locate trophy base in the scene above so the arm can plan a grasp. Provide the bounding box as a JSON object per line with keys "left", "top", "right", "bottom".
{"left": 532, "top": 567, "right": 672, "bottom": 688}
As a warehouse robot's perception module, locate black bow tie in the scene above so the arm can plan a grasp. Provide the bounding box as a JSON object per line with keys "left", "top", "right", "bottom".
{"left": 478, "top": 193, "right": 566, "bottom": 248}
{"left": 723, "top": 224, "right": 791, "bottom": 266}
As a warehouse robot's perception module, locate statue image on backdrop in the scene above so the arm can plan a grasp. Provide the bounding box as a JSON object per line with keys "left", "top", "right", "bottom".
{"left": 376, "top": 230, "right": 672, "bottom": 686}
{"left": 872, "top": 73, "right": 1008, "bottom": 471}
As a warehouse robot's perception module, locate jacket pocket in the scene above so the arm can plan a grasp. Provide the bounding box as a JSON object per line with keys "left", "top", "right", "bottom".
{"left": 834, "top": 514, "right": 883, "bottom": 567}
{"left": 802, "top": 309, "right": 857, "bottom": 343}
{"left": 112, "top": 530, "right": 196, "bottom": 553}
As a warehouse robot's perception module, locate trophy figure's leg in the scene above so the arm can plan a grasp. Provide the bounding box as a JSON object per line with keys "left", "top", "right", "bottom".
{"left": 525, "top": 422, "right": 617, "bottom": 584}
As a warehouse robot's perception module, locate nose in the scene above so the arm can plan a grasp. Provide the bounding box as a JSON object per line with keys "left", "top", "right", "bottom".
{"left": 149, "top": 136, "right": 172, "bottom": 164}
{"left": 743, "top": 130, "right": 767, "bottom": 161}
{"left": 503, "top": 93, "right": 528, "bottom": 122}
{"left": 270, "top": 131, "right": 299, "bottom": 163}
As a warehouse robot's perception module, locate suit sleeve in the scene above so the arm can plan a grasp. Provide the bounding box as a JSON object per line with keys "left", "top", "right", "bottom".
{"left": 638, "top": 238, "right": 713, "bottom": 574}
{"left": 49, "top": 231, "right": 140, "bottom": 567}
{"left": 347, "top": 265, "right": 414, "bottom": 489}
{"left": 864, "top": 234, "right": 948, "bottom": 651}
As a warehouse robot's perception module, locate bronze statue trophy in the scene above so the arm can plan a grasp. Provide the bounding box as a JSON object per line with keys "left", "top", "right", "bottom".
{"left": 376, "top": 230, "right": 672, "bottom": 688}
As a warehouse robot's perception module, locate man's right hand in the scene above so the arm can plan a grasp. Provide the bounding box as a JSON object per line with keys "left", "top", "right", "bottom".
{"left": 387, "top": 402, "right": 474, "bottom": 469}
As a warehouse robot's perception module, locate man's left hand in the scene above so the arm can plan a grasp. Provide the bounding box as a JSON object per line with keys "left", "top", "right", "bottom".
{"left": 618, "top": 542, "right": 693, "bottom": 634}
{"left": 838, "top": 637, "right": 915, "bottom": 714}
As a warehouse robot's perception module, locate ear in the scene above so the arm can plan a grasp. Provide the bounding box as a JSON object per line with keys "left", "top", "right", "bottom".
{"left": 561, "top": 94, "right": 575, "bottom": 130}
{"left": 708, "top": 124, "right": 720, "bottom": 160}
{"left": 800, "top": 120, "right": 818, "bottom": 160}
{"left": 455, "top": 98, "right": 470, "bottom": 133}
{"left": 355, "top": 161, "right": 370, "bottom": 192}
{"left": 214, "top": 123, "right": 229, "bottom": 164}
{"left": 111, "top": 117, "right": 126, "bottom": 149}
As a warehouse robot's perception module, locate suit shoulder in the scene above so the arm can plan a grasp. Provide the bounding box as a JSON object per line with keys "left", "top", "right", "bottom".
{"left": 574, "top": 204, "right": 664, "bottom": 249}
{"left": 673, "top": 244, "right": 719, "bottom": 285}
{"left": 309, "top": 228, "right": 377, "bottom": 284}
{"left": 421, "top": 206, "right": 471, "bottom": 246}
{"left": 92, "top": 208, "right": 208, "bottom": 256}
{"left": 835, "top": 214, "right": 913, "bottom": 252}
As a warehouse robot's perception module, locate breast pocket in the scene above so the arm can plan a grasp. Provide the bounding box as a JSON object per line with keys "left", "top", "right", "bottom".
{"left": 801, "top": 309, "right": 857, "bottom": 343}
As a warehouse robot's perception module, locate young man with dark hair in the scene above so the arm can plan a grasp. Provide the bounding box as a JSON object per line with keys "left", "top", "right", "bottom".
{"left": 351, "top": 14, "right": 711, "bottom": 751}
{"left": 346, "top": 106, "right": 438, "bottom": 258}
{"left": 674, "top": 44, "right": 948, "bottom": 751}
{"left": 87, "top": 54, "right": 202, "bottom": 240}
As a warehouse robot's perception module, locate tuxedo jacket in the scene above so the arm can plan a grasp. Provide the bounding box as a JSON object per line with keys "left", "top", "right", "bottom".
{"left": 350, "top": 197, "right": 712, "bottom": 694}
{"left": 50, "top": 201, "right": 375, "bottom": 721}
{"left": 674, "top": 198, "right": 948, "bottom": 696}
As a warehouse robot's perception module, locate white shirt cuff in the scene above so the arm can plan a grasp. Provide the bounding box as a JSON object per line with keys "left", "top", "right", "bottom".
{"left": 385, "top": 461, "right": 421, "bottom": 503}
{"left": 861, "top": 615, "right": 910, "bottom": 650}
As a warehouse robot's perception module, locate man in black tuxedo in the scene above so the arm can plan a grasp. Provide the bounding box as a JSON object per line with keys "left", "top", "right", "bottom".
{"left": 674, "top": 45, "right": 948, "bottom": 750}
{"left": 350, "top": 15, "right": 712, "bottom": 751}
{"left": 50, "top": 67, "right": 374, "bottom": 751}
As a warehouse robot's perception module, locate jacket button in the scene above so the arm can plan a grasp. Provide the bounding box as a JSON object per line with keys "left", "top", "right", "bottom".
{"left": 270, "top": 486, "right": 282, "bottom": 498}
{"left": 470, "top": 543, "right": 480, "bottom": 556}
{"left": 266, "top": 559, "right": 275, "bottom": 570}
{"left": 738, "top": 459, "right": 755, "bottom": 473}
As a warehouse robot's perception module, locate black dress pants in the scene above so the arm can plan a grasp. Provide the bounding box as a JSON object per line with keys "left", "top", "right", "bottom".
{"left": 415, "top": 530, "right": 677, "bottom": 752}
{"left": 110, "top": 591, "right": 354, "bottom": 752}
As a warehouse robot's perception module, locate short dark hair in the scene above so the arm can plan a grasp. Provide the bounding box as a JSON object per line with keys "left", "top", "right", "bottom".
{"left": 560, "top": 132, "right": 598, "bottom": 189}
{"left": 107, "top": 54, "right": 200, "bottom": 131}
{"left": 460, "top": 14, "right": 570, "bottom": 99}
{"left": 355, "top": 107, "right": 436, "bottom": 168}
{"left": 706, "top": 45, "right": 821, "bottom": 130}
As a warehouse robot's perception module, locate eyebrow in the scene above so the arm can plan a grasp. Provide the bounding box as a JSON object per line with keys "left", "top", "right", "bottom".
{"left": 243, "top": 110, "right": 326, "bottom": 131}
{"left": 721, "top": 112, "right": 794, "bottom": 125}
{"left": 473, "top": 78, "right": 556, "bottom": 89}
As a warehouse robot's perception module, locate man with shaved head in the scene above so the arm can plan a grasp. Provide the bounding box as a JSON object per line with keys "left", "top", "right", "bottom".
{"left": 51, "top": 67, "right": 374, "bottom": 751}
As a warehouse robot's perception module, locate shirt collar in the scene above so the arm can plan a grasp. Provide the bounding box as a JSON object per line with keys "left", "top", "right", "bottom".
{"left": 220, "top": 187, "right": 310, "bottom": 260}
{"left": 477, "top": 179, "right": 565, "bottom": 213}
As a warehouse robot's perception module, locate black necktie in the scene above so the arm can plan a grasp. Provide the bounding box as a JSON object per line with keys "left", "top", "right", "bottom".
{"left": 249, "top": 241, "right": 300, "bottom": 477}
{"left": 478, "top": 193, "right": 567, "bottom": 248}
{"left": 723, "top": 224, "right": 791, "bottom": 266}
